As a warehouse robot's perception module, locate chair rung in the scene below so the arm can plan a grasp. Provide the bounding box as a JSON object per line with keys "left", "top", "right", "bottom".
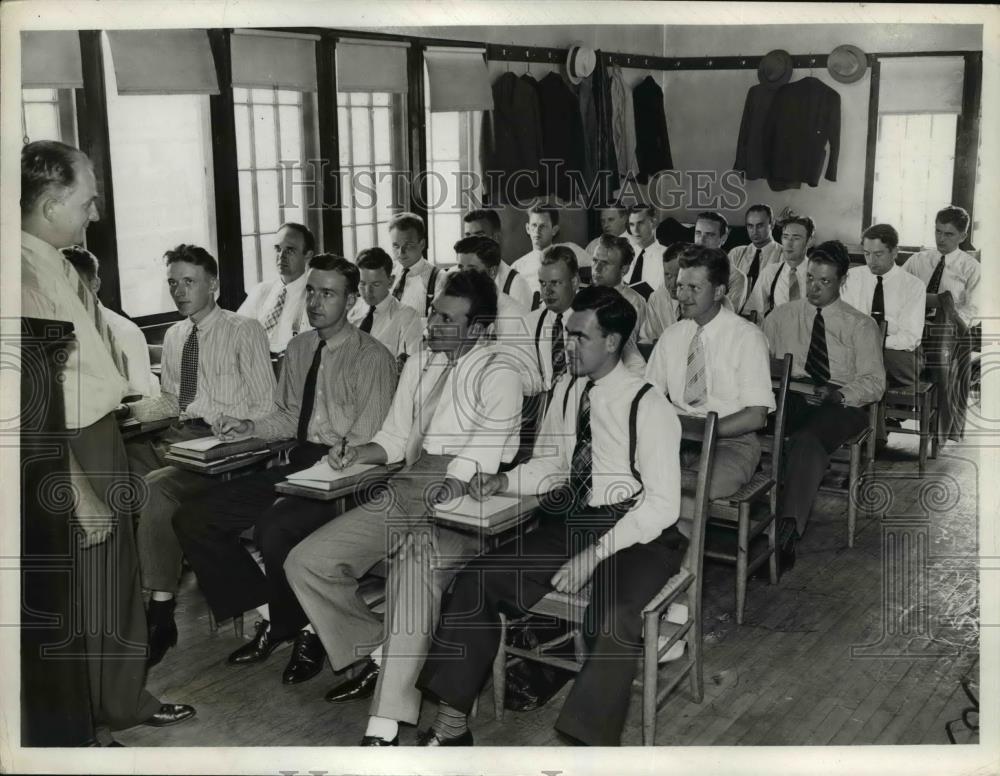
{"left": 530, "top": 591, "right": 589, "bottom": 622}
{"left": 505, "top": 645, "right": 582, "bottom": 674}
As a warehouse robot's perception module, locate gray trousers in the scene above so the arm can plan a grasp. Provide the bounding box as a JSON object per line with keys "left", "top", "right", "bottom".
{"left": 678, "top": 432, "right": 761, "bottom": 536}
{"left": 285, "top": 454, "right": 480, "bottom": 725}
{"left": 126, "top": 424, "right": 214, "bottom": 593}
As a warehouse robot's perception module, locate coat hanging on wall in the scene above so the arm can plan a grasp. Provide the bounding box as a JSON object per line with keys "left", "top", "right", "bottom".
{"left": 480, "top": 71, "right": 544, "bottom": 205}
{"left": 632, "top": 74, "right": 673, "bottom": 183}
{"left": 609, "top": 64, "right": 639, "bottom": 180}
{"left": 537, "top": 71, "right": 588, "bottom": 202}
{"left": 761, "top": 76, "right": 841, "bottom": 191}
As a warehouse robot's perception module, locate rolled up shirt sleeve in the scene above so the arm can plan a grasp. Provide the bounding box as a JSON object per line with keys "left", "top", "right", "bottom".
{"left": 840, "top": 316, "right": 886, "bottom": 407}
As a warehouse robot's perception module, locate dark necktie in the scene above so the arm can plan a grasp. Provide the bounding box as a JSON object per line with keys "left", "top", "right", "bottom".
{"left": 747, "top": 247, "right": 762, "bottom": 294}
{"left": 297, "top": 340, "right": 325, "bottom": 442}
{"left": 359, "top": 305, "right": 375, "bottom": 333}
{"left": 392, "top": 268, "right": 409, "bottom": 301}
{"left": 178, "top": 325, "right": 199, "bottom": 411}
{"left": 629, "top": 248, "right": 646, "bottom": 286}
{"left": 569, "top": 380, "right": 595, "bottom": 506}
{"left": 926, "top": 254, "right": 946, "bottom": 294}
{"left": 551, "top": 312, "right": 567, "bottom": 382}
{"left": 805, "top": 307, "right": 831, "bottom": 385}
{"left": 871, "top": 275, "right": 885, "bottom": 326}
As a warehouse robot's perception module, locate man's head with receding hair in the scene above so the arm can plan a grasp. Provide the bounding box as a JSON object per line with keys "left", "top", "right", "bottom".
{"left": 21, "top": 140, "right": 99, "bottom": 249}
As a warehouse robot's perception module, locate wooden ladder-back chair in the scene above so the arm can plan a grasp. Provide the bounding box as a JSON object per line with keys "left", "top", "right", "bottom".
{"left": 491, "top": 412, "right": 720, "bottom": 745}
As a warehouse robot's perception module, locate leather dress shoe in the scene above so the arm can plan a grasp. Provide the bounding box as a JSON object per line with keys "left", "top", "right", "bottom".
{"left": 324, "top": 659, "right": 379, "bottom": 703}
{"left": 147, "top": 619, "right": 178, "bottom": 669}
{"left": 416, "top": 729, "right": 474, "bottom": 746}
{"left": 778, "top": 535, "right": 797, "bottom": 577}
{"left": 141, "top": 703, "right": 197, "bottom": 727}
{"left": 360, "top": 734, "right": 399, "bottom": 746}
{"left": 227, "top": 619, "right": 287, "bottom": 665}
{"left": 282, "top": 630, "right": 326, "bottom": 685}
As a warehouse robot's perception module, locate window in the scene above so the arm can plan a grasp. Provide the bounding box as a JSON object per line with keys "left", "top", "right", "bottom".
{"left": 425, "top": 109, "right": 482, "bottom": 263}
{"left": 233, "top": 86, "right": 321, "bottom": 289}
{"left": 101, "top": 33, "right": 218, "bottom": 319}
{"left": 872, "top": 113, "right": 958, "bottom": 247}
{"left": 337, "top": 91, "right": 408, "bottom": 260}
{"left": 20, "top": 88, "right": 77, "bottom": 145}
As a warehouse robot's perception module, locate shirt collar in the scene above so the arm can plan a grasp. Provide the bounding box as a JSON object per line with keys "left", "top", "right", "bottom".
{"left": 752, "top": 238, "right": 775, "bottom": 251}
{"left": 320, "top": 321, "right": 358, "bottom": 351}
{"left": 870, "top": 264, "right": 900, "bottom": 281}
{"left": 943, "top": 247, "right": 962, "bottom": 262}
{"left": 373, "top": 293, "right": 396, "bottom": 313}
{"left": 699, "top": 304, "right": 731, "bottom": 333}
{"left": 21, "top": 230, "right": 65, "bottom": 271}
{"left": 188, "top": 303, "right": 223, "bottom": 332}
{"left": 283, "top": 272, "right": 309, "bottom": 292}
{"left": 591, "top": 360, "right": 631, "bottom": 390}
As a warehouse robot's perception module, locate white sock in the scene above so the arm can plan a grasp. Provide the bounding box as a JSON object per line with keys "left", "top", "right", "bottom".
{"left": 369, "top": 645, "right": 383, "bottom": 667}
{"left": 302, "top": 623, "right": 315, "bottom": 634}
{"left": 364, "top": 716, "right": 398, "bottom": 741}
{"left": 151, "top": 591, "right": 174, "bottom": 602}
{"left": 256, "top": 604, "right": 270, "bottom": 622}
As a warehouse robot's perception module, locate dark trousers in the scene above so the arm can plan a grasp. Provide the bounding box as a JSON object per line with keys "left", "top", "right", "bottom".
{"left": 417, "top": 497, "right": 687, "bottom": 746}
{"left": 173, "top": 443, "right": 334, "bottom": 641}
{"left": 780, "top": 395, "right": 868, "bottom": 536}
{"left": 68, "top": 413, "right": 162, "bottom": 732}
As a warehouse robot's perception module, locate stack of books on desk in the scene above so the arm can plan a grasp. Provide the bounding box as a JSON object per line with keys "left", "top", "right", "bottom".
{"left": 283, "top": 460, "right": 378, "bottom": 492}
{"left": 164, "top": 436, "right": 270, "bottom": 473}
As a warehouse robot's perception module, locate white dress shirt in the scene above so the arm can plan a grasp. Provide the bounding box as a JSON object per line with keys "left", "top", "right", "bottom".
{"left": 516, "top": 306, "right": 572, "bottom": 396}
{"left": 21, "top": 231, "right": 129, "bottom": 428}
{"left": 495, "top": 262, "right": 534, "bottom": 310}
{"left": 626, "top": 240, "right": 666, "bottom": 293}
{"left": 641, "top": 286, "right": 679, "bottom": 343}
{"left": 903, "top": 248, "right": 980, "bottom": 326}
{"left": 727, "top": 264, "right": 749, "bottom": 313}
{"left": 393, "top": 258, "right": 441, "bottom": 316}
{"left": 129, "top": 305, "right": 276, "bottom": 425}
{"left": 370, "top": 340, "right": 521, "bottom": 483}
{"left": 512, "top": 242, "right": 590, "bottom": 293}
{"left": 746, "top": 259, "right": 810, "bottom": 321}
{"left": 841, "top": 264, "right": 927, "bottom": 352}
{"left": 236, "top": 273, "right": 309, "bottom": 353}
{"left": 728, "top": 240, "right": 783, "bottom": 279}
{"left": 102, "top": 305, "right": 161, "bottom": 398}
{"left": 347, "top": 293, "right": 423, "bottom": 359}
{"left": 645, "top": 306, "right": 775, "bottom": 418}
{"left": 505, "top": 362, "right": 681, "bottom": 558}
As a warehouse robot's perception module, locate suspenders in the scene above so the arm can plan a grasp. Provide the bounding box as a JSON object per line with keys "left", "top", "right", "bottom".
{"left": 424, "top": 266, "right": 440, "bottom": 316}
{"left": 533, "top": 308, "right": 549, "bottom": 384}
{"left": 502, "top": 267, "right": 519, "bottom": 296}
{"left": 765, "top": 262, "right": 786, "bottom": 317}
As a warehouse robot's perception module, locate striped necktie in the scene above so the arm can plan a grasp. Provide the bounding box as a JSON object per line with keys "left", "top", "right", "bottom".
{"left": 392, "top": 268, "right": 409, "bottom": 301}
{"left": 569, "top": 380, "right": 595, "bottom": 506}
{"left": 62, "top": 259, "right": 129, "bottom": 381}
{"left": 262, "top": 285, "right": 286, "bottom": 334}
{"left": 926, "top": 254, "right": 946, "bottom": 294}
{"left": 805, "top": 307, "right": 831, "bottom": 384}
{"left": 178, "top": 324, "right": 199, "bottom": 412}
{"left": 551, "top": 312, "right": 567, "bottom": 382}
{"left": 683, "top": 325, "right": 707, "bottom": 407}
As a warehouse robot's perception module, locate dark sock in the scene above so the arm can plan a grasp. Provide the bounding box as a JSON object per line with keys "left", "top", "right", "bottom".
{"left": 148, "top": 598, "right": 176, "bottom": 626}
{"left": 431, "top": 702, "right": 468, "bottom": 739}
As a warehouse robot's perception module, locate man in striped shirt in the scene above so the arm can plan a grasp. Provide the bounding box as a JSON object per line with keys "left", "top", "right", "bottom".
{"left": 122, "top": 244, "right": 276, "bottom": 667}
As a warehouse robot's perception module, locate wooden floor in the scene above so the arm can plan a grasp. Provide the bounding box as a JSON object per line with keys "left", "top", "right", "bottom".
{"left": 117, "top": 427, "right": 981, "bottom": 748}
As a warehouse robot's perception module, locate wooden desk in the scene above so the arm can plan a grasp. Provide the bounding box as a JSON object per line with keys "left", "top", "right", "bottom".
{"left": 119, "top": 416, "right": 177, "bottom": 441}
{"left": 274, "top": 463, "right": 402, "bottom": 511}
{"left": 164, "top": 440, "right": 294, "bottom": 478}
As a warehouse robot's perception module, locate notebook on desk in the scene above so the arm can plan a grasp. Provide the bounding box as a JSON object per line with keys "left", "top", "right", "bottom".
{"left": 433, "top": 493, "right": 536, "bottom": 533}
{"left": 284, "top": 461, "right": 379, "bottom": 492}
{"left": 168, "top": 435, "right": 267, "bottom": 461}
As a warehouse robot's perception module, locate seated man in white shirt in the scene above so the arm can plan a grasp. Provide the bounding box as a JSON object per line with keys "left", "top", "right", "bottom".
{"left": 389, "top": 211, "right": 442, "bottom": 317}
{"left": 236, "top": 222, "right": 314, "bottom": 354}
{"left": 347, "top": 247, "right": 423, "bottom": 369}
{"left": 693, "top": 211, "right": 747, "bottom": 312}
{"left": 646, "top": 245, "right": 774, "bottom": 520}
{"left": 623, "top": 204, "right": 666, "bottom": 301}
{"left": 584, "top": 205, "right": 630, "bottom": 257}
{"left": 728, "top": 204, "right": 783, "bottom": 306}
{"left": 512, "top": 204, "right": 589, "bottom": 308}
{"left": 592, "top": 233, "right": 649, "bottom": 357}
{"left": 62, "top": 246, "right": 160, "bottom": 399}
{"left": 745, "top": 213, "right": 815, "bottom": 322}
{"left": 453, "top": 235, "right": 528, "bottom": 342}
{"left": 463, "top": 208, "right": 533, "bottom": 309}
{"left": 285, "top": 270, "right": 521, "bottom": 746}
{"left": 641, "top": 241, "right": 686, "bottom": 344}
{"left": 122, "top": 244, "right": 276, "bottom": 666}
{"left": 901, "top": 205, "right": 981, "bottom": 441}
{"left": 841, "top": 226, "right": 926, "bottom": 389}
{"left": 416, "top": 285, "right": 685, "bottom": 747}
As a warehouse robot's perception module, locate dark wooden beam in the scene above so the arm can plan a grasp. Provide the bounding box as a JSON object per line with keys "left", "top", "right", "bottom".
{"left": 952, "top": 51, "right": 982, "bottom": 248}
{"left": 315, "top": 37, "right": 343, "bottom": 254}
{"left": 77, "top": 31, "right": 121, "bottom": 313}
{"left": 406, "top": 43, "right": 428, "bottom": 225}
{"left": 861, "top": 58, "right": 881, "bottom": 232}
{"left": 207, "top": 29, "right": 245, "bottom": 311}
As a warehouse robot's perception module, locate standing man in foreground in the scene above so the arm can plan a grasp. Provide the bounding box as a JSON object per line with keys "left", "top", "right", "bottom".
{"left": 20, "top": 140, "right": 194, "bottom": 744}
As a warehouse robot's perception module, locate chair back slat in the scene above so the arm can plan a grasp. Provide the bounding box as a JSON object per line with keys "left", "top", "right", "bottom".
{"left": 681, "top": 411, "right": 719, "bottom": 579}
{"left": 768, "top": 353, "right": 793, "bottom": 509}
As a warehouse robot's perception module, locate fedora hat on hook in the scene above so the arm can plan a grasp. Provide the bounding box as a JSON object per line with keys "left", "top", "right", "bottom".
{"left": 758, "top": 49, "right": 793, "bottom": 89}
{"left": 566, "top": 43, "right": 597, "bottom": 84}
{"left": 827, "top": 44, "right": 868, "bottom": 84}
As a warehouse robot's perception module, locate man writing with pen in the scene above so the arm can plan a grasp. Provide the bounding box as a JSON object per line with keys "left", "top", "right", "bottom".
{"left": 284, "top": 270, "right": 522, "bottom": 746}
{"left": 171, "top": 254, "right": 397, "bottom": 683}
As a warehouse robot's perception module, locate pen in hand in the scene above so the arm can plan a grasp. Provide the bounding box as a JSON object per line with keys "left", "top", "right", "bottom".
{"left": 340, "top": 438, "right": 348, "bottom": 466}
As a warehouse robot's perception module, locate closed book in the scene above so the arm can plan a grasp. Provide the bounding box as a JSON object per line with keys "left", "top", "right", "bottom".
{"left": 168, "top": 435, "right": 267, "bottom": 461}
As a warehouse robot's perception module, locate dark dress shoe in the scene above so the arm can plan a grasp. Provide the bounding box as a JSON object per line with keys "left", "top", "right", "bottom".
{"left": 324, "top": 659, "right": 379, "bottom": 703}
{"left": 227, "top": 620, "right": 287, "bottom": 665}
{"left": 360, "top": 734, "right": 399, "bottom": 746}
{"left": 778, "top": 535, "right": 797, "bottom": 576}
{"left": 147, "top": 619, "right": 178, "bottom": 669}
{"left": 282, "top": 630, "right": 326, "bottom": 685}
{"left": 142, "top": 703, "right": 197, "bottom": 727}
{"left": 416, "top": 729, "right": 474, "bottom": 746}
